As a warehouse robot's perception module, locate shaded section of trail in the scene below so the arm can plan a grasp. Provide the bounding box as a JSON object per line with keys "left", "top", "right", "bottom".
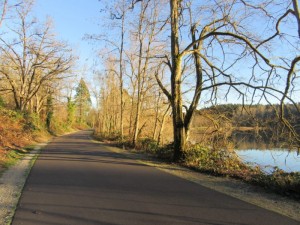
{"left": 12, "top": 130, "right": 299, "bottom": 225}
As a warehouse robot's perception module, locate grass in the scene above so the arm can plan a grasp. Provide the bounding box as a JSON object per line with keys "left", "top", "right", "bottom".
{"left": 2, "top": 149, "right": 27, "bottom": 169}
{"left": 0, "top": 145, "right": 37, "bottom": 172}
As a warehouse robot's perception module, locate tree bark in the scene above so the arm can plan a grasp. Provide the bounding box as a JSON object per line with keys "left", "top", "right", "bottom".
{"left": 170, "top": 0, "right": 186, "bottom": 161}
{"left": 119, "top": 1, "right": 126, "bottom": 141}
{"left": 157, "top": 104, "right": 170, "bottom": 146}
{"left": 292, "top": 0, "right": 300, "bottom": 38}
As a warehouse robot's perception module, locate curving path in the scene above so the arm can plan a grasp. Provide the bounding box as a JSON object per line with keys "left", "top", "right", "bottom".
{"left": 12, "top": 130, "right": 299, "bottom": 225}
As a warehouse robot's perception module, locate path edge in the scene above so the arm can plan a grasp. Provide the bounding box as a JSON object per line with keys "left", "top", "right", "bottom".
{"left": 0, "top": 142, "right": 48, "bottom": 225}
{"left": 91, "top": 138, "right": 300, "bottom": 222}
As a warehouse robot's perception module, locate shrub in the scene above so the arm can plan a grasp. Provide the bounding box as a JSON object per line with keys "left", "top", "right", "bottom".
{"left": 154, "top": 145, "right": 174, "bottom": 160}
{"left": 251, "top": 168, "right": 300, "bottom": 197}
{"left": 23, "top": 112, "right": 43, "bottom": 131}
{"left": 139, "top": 138, "right": 158, "bottom": 152}
{"left": 94, "top": 132, "right": 123, "bottom": 142}
{"left": 0, "top": 96, "right": 5, "bottom": 107}
{"left": 184, "top": 144, "right": 247, "bottom": 176}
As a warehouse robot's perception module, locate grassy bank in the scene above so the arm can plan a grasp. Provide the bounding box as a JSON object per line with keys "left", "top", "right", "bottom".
{"left": 93, "top": 133, "right": 300, "bottom": 200}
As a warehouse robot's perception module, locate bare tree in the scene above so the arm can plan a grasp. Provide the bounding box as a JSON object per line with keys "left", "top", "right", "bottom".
{"left": 94, "top": 0, "right": 299, "bottom": 158}
{"left": 130, "top": 0, "right": 163, "bottom": 146}
{"left": 0, "top": 0, "right": 8, "bottom": 28}
{"left": 0, "top": 1, "right": 73, "bottom": 111}
{"left": 154, "top": 0, "right": 299, "bottom": 161}
{"left": 292, "top": 0, "right": 300, "bottom": 38}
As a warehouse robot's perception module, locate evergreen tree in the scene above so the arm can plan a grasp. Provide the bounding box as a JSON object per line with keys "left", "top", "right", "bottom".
{"left": 75, "top": 78, "right": 92, "bottom": 124}
{"left": 67, "top": 97, "right": 76, "bottom": 127}
{"left": 46, "top": 95, "right": 54, "bottom": 131}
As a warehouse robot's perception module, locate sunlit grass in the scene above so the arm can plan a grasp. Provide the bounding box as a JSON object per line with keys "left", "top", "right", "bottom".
{"left": 2, "top": 149, "right": 26, "bottom": 168}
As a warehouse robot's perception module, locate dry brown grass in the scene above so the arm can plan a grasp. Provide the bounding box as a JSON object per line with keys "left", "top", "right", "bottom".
{"left": 0, "top": 109, "right": 34, "bottom": 168}
{"left": 0, "top": 112, "right": 31, "bottom": 150}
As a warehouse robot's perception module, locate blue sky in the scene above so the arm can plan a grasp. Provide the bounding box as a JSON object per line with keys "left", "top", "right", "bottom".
{"left": 30, "top": 0, "right": 299, "bottom": 106}
{"left": 33, "top": 0, "right": 102, "bottom": 69}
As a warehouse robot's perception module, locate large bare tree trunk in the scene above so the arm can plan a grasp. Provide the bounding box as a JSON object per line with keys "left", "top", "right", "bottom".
{"left": 170, "top": 0, "right": 186, "bottom": 161}
{"left": 292, "top": 0, "right": 300, "bottom": 38}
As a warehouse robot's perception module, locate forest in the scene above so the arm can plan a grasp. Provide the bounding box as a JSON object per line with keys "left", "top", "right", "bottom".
{"left": 0, "top": 0, "right": 300, "bottom": 167}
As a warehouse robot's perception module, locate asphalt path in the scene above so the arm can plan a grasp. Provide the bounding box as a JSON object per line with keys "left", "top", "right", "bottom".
{"left": 12, "top": 130, "right": 299, "bottom": 225}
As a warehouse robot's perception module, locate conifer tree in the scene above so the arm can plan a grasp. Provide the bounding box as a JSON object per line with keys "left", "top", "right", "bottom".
{"left": 75, "top": 78, "right": 92, "bottom": 124}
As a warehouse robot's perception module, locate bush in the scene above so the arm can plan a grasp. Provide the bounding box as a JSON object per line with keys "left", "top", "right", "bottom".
{"left": 139, "top": 138, "right": 158, "bottom": 152}
{"left": 154, "top": 145, "right": 174, "bottom": 160}
{"left": 0, "top": 108, "right": 32, "bottom": 149}
{"left": 23, "top": 112, "right": 43, "bottom": 131}
{"left": 184, "top": 144, "right": 247, "bottom": 176}
{"left": 94, "top": 132, "right": 123, "bottom": 142}
{"left": 0, "top": 96, "right": 5, "bottom": 107}
{"left": 251, "top": 168, "right": 300, "bottom": 197}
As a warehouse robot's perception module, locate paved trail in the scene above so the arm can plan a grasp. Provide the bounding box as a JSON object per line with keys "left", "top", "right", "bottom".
{"left": 12, "top": 130, "right": 299, "bottom": 225}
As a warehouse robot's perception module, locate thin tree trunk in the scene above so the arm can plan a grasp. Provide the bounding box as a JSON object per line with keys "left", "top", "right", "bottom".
{"left": 132, "top": 3, "right": 145, "bottom": 146}
{"left": 152, "top": 92, "right": 161, "bottom": 140}
{"left": 119, "top": 1, "right": 126, "bottom": 142}
{"left": 157, "top": 104, "right": 170, "bottom": 146}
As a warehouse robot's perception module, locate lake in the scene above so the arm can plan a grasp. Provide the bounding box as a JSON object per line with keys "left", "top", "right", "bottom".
{"left": 232, "top": 130, "right": 300, "bottom": 173}
{"left": 191, "top": 129, "right": 300, "bottom": 173}
{"left": 235, "top": 149, "right": 300, "bottom": 173}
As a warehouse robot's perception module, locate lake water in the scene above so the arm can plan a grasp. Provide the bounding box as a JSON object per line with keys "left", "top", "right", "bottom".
{"left": 232, "top": 130, "right": 300, "bottom": 173}
{"left": 191, "top": 129, "right": 300, "bottom": 173}
{"left": 235, "top": 149, "right": 300, "bottom": 173}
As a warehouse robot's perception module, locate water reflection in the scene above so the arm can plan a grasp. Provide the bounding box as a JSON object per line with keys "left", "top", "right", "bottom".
{"left": 232, "top": 130, "right": 283, "bottom": 150}
{"left": 231, "top": 130, "right": 300, "bottom": 173}
{"left": 236, "top": 149, "right": 300, "bottom": 173}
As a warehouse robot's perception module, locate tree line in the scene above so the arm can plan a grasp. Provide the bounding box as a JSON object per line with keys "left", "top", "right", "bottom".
{"left": 197, "top": 104, "right": 300, "bottom": 128}
{"left": 192, "top": 104, "right": 300, "bottom": 148}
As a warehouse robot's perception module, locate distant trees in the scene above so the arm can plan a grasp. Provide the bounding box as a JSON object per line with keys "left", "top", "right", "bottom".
{"left": 192, "top": 103, "right": 300, "bottom": 148}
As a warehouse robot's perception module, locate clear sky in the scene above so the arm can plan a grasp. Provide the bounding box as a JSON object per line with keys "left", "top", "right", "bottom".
{"left": 30, "top": 0, "right": 299, "bottom": 106}
{"left": 32, "top": 0, "right": 102, "bottom": 71}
